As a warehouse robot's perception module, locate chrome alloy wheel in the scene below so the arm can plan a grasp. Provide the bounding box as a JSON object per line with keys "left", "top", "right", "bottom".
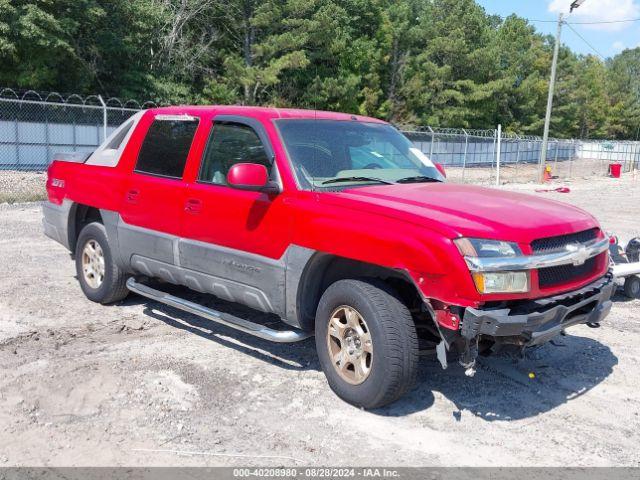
{"left": 326, "top": 305, "right": 373, "bottom": 385}
{"left": 81, "top": 239, "right": 105, "bottom": 289}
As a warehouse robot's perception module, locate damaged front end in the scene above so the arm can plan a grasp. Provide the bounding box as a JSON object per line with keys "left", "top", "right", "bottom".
{"left": 428, "top": 274, "right": 614, "bottom": 376}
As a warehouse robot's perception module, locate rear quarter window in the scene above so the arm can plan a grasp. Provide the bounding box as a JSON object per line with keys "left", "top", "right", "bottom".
{"left": 135, "top": 117, "right": 199, "bottom": 178}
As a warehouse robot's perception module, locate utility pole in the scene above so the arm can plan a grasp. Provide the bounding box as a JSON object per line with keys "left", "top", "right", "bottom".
{"left": 539, "top": 1, "right": 587, "bottom": 182}
{"left": 539, "top": 12, "right": 563, "bottom": 182}
{"left": 495, "top": 124, "right": 502, "bottom": 186}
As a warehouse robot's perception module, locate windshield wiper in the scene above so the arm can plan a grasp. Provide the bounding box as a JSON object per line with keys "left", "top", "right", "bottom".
{"left": 396, "top": 175, "right": 442, "bottom": 184}
{"left": 321, "top": 176, "right": 396, "bottom": 186}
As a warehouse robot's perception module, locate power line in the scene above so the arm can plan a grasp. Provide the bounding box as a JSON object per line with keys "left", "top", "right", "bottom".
{"left": 567, "top": 17, "right": 640, "bottom": 25}
{"left": 500, "top": 16, "right": 640, "bottom": 25}
{"left": 564, "top": 23, "right": 607, "bottom": 59}
{"left": 525, "top": 19, "right": 563, "bottom": 23}
{"left": 492, "top": 13, "right": 635, "bottom": 62}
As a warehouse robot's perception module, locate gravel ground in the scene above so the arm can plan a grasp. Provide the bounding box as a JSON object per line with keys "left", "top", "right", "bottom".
{"left": 0, "top": 171, "right": 47, "bottom": 203}
{"left": 0, "top": 175, "right": 638, "bottom": 467}
{"left": 0, "top": 158, "right": 631, "bottom": 203}
{"left": 446, "top": 158, "right": 620, "bottom": 185}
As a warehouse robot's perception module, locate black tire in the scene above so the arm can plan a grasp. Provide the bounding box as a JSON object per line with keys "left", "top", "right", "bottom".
{"left": 624, "top": 276, "right": 640, "bottom": 299}
{"left": 75, "top": 222, "right": 129, "bottom": 304}
{"left": 315, "top": 279, "right": 419, "bottom": 409}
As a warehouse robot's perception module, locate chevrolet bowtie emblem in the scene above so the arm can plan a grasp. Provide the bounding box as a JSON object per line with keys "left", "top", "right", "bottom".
{"left": 566, "top": 243, "right": 589, "bottom": 266}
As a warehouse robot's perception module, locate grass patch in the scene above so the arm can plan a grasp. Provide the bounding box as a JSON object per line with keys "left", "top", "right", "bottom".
{"left": 0, "top": 192, "right": 47, "bottom": 204}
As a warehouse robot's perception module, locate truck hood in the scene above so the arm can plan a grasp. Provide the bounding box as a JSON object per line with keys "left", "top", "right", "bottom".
{"left": 326, "top": 183, "right": 599, "bottom": 242}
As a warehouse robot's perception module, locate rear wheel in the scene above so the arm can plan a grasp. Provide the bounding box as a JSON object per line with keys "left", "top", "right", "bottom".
{"left": 624, "top": 275, "right": 640, "bottom": 299}
{"left": 315, "top": 279, "right": 419, "bottom": 409}
{"left": 75, "top": 222, "right": 129, "bottom": 304}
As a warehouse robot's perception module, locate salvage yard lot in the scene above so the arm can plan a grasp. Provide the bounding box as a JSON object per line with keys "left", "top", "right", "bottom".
{"left": 0, "top": 175, "right": 638, "bottom": 466}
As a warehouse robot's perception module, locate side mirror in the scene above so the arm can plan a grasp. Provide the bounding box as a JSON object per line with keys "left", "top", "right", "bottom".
{"left": 227, "top": 163, "right": 279, "bottom": 193}
{"left": 435, "top": 162, "right": 447, "bottom": 178}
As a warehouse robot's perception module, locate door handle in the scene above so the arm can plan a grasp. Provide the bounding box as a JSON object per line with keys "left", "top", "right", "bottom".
{"left": 126, "top": 189, "right": 140, "bottom": 204}
{"left": 184, "top": 198, "right": 202, "bottom": 213}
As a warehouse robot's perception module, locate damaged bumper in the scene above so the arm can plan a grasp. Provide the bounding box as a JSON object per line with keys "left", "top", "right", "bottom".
{"left": 461, "top": 274, "right": 614, "bottom": 347}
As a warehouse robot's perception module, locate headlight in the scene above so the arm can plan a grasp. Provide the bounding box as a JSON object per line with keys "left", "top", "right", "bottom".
{"left": 455, "top": 238, "right": 529, "bottom": 294}
{"left": 454, "top": 238, "right": 521, "bottom": 258}
{"left": 471, "top": 271, "right": 529, "bottom": 294}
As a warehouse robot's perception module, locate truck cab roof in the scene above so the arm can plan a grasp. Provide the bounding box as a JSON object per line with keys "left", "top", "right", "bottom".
{"left": 146, "top": 105, "right": 386, "bottom": 124}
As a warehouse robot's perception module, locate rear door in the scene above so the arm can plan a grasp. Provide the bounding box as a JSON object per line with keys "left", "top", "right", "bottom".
{"left": 118, "top": 114, "right": 200, "bottom": 267}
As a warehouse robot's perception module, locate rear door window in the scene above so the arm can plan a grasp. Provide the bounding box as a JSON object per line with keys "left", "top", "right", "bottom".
{"left": 135, "top": 116, "right": 199, "bottom": 178}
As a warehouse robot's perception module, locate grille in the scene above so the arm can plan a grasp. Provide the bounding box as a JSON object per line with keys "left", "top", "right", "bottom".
{"left": 538, "top": 256, "right": 598, "bottom": 289}
{"left": 531, "top": 228, "right": 599, "bottom": 254}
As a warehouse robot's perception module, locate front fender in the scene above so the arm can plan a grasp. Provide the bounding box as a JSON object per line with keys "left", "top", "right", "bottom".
{"left": 297, "top": 212, "right": 450, "bottom": 275}
{"left": 290, "top": 193, "right": 484, "bottom": 307}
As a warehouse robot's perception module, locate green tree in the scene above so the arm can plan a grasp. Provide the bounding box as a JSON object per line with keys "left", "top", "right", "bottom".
{"left": 200, "top": 0, "right": 311, "bottom": 106}
{"left": 0, "top": 0, "right": 635, "bottom": 139}
{"left": 607, "top": 47, "right": 640, "bottom": 139}
{"left": 574, "top": 55, "right": 609, "bottom": 139}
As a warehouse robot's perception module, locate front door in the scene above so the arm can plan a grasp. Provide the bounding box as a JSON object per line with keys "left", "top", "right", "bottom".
{"left": 179, "top": 115, "right": 292, "bottom": 314}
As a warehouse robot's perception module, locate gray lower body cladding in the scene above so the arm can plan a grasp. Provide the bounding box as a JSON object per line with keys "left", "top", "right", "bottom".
{"left": 41, "top": 201, "right": 316, "bottom": 329}
{"left": 42, "top": 200, "right": 72, "bottom": 250}
{"left": 109, "top": 212, "right": 315, "bottom": 329}
{"left": 462, "top": 274, "right": 614, "bottom": 346}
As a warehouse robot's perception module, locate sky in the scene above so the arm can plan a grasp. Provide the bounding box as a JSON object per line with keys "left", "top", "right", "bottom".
{"left": 477, "top": 0, "right": 640, "bottom": 58}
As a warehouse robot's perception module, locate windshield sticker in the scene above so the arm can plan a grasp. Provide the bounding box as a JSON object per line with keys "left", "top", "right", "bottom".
{"left": 409, "top": 148, "right": 435, "bottom": 168}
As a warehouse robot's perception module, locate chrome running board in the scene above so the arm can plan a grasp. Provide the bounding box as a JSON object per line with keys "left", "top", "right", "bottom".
{"left": 126, "top": 278, "right": 312, "bottom": 343}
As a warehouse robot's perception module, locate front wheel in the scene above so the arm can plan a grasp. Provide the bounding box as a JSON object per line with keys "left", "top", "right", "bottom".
{"left": 75, "top": 222, "right": 129, "bottom": 304}
{"left": 315, "top": 279, "right": 419, "bottom": 409}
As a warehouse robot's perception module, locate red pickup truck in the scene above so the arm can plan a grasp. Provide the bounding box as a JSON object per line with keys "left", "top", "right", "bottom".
{"left": 43, "top": 106, "right": 613, "bottom": 408}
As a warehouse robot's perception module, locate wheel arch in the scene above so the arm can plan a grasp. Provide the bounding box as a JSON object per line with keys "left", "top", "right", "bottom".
{"left": 294, "top": 252, "right": 425, "bottom": 331}
{"left": 67, "top": 202, "right": 103, "bottom": 254}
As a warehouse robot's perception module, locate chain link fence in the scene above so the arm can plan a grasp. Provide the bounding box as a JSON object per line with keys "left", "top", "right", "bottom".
{"left": 0, "top": 89, "right": 152, "bottom": 202}
{"left": 1, "top": 89, "right": 639, "bottom": 203}
{"left": 404, "top": 128, "right": 640, "bottom": 185}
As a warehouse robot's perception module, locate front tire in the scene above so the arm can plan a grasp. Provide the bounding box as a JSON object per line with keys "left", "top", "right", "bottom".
{"left": 75, "top": 222, "right": 129, "bottom": 304}
{"left": 315, "top": 279, "right": 419, "bottom": 409}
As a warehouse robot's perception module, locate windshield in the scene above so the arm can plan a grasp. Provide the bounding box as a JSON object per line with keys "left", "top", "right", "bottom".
{"left": 275, "top": 120, "right": 444, "bottom": 189}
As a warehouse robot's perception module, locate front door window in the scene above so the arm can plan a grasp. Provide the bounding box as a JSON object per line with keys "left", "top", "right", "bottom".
{"left": 198, "top": 122, "right": 271, "bottom": 185}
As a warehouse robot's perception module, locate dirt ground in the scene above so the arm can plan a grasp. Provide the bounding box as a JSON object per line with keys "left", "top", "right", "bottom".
{"left": 0, "top": 175, "right": 638, "bottom": 467}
